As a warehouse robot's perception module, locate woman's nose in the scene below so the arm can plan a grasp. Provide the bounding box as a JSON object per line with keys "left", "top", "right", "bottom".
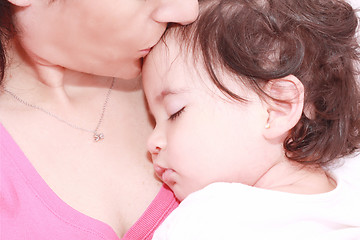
{"left": 152, "top": 0, "right": 199, "bottom": 25}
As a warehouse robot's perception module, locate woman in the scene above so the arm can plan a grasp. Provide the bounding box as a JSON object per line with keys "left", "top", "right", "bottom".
{"left": 0, "top": 0, "right": 198, "bottom": 239}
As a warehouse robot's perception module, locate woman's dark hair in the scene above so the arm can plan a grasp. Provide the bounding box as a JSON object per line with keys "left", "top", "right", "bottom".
{"left": 0, "top": 0, "right": 14, "bottom": 84}
{"left": 167, "top": 0, "right": 360, "bottom": 167}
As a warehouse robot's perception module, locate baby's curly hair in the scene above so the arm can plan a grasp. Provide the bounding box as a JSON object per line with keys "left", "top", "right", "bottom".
{"left": 166, "top": 0, "right": 360, "bottom": 167}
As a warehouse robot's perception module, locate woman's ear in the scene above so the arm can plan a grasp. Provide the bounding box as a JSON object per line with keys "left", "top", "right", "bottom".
{"left": 7, "top": 0, "right": 31, "bottom": 7}
{"left": 262, "top": 75, "right": 304, "bottom": 140}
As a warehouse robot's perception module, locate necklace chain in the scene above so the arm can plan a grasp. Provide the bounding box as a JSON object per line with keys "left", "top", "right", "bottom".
{"left": 2, "top": 78, "right": 115, "bottom": 142}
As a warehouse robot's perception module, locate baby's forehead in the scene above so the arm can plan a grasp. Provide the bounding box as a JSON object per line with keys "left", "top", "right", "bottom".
{"left": 143, "top": 36, "right": 189, "bottom": 81}
{"left": 151, "top": 34, "right": 185, "bottom": 63}
{"left": 145, "top": 36, "right": 198, "bottom": 78}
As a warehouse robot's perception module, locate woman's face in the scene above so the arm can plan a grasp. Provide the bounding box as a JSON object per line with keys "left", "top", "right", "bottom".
{"left": 11, "top": 0, "right": 199, "bottom": 79}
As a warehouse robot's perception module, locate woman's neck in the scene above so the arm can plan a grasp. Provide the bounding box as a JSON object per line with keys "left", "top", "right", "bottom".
{"left": 2, "top": 39, "right": 114, "bottom": 105}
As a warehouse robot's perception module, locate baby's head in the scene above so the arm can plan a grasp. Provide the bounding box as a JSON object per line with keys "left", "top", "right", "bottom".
{"left": 142, "top": 0, "right": 360, "bottom": 200}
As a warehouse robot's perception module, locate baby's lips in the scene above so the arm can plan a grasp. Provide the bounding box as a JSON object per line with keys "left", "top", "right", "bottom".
{"left": 153, "top": 164, "right": 175, "bottom": 185}
{"left": 153, "top": 164, "right": 166, "bottom": 179}
{"left": 161, "top": 168, "right": 176, "bottom": 186}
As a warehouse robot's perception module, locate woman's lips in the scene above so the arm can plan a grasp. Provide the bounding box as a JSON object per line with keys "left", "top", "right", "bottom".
{"left": 139, "top": 48, "right": 152, "bottom": 57}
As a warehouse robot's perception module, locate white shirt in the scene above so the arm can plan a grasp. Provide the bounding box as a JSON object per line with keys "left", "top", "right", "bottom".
{"left": 152, "top": 173, "right": 360, "bottom": 240}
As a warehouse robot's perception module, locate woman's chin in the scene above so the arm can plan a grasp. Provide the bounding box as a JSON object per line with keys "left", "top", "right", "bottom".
{"left": 117, "top": 60, "right": 142, "bottom": 80}
{"left": 88, "top": 59, "right": 142, "bottom": 80}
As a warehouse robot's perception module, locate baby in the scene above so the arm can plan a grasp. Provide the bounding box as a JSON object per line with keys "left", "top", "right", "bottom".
{"left": 142, "top": 0, "right": 360, "bottom": 239}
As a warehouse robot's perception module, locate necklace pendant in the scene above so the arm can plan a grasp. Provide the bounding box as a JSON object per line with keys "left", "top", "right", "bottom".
{"left": 94, "top": 133, "right": 104, "bottom": 142}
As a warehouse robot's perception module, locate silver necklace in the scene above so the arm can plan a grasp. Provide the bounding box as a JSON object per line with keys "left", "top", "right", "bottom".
{"left": 2, "top": 78, "right": 115, "bottom": 142}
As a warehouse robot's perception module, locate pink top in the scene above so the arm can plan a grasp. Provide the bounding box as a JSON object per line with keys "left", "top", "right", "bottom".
{"left": 0, "top": 123, "right": 179, "bottom": 240}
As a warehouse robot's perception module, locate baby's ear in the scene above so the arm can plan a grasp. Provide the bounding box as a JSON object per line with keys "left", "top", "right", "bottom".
{"left": 262, "top": 75, "right": 304, "bottom": 140}
{"left": 7, "top": 0, "right": 30, "bottom": 7}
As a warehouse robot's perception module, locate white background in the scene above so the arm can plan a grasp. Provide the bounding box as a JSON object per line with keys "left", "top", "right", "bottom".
{"left": 332, "top": 0, "right": 360, "bottom": 183}
{"left": 348, "top": 0, "right": 360, "bottom": 9}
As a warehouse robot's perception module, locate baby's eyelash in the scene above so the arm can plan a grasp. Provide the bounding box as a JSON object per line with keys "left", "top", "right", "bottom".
{"left": 169, "top": 107, "right": 185, "bottom": 121}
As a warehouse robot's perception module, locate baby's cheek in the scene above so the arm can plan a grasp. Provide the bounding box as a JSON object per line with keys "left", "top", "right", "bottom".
{"left": 168, "top": 129, "right": 193, "bottom": 157}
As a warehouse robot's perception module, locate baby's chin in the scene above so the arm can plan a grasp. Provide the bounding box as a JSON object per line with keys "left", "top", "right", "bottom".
{"left": 174, "top": 191, "right": 186, "bottom": 202}
{"left": 172, "top": 186, "right": 195, "bottom": 202}
{"left": 173, "top": 183, "right": 213, "bottom": 201}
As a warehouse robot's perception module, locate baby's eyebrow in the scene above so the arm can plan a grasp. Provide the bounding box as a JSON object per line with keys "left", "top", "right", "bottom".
{"left": 160, "top": 89, "right": 177, "bottom": 98}
{"left": 156, "top": 88, "right": 188, "bottom": 101}
{"left": 149, "top": 88, "right": 188, "bottom": 116}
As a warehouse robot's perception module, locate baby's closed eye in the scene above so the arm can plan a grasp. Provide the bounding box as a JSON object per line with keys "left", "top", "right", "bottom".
{"left": 169, "top": 106, "right": 185, "bottom": 120}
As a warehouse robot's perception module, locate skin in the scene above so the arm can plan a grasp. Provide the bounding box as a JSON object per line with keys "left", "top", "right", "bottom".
{"left": 0, "top": 0, "right": 198, "bottom": 238}
{"left": 142, "top": 33, "right": 336, "bottom": 202}
{"left": 10, "top": 0, "right": 199, "bottom": 79}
